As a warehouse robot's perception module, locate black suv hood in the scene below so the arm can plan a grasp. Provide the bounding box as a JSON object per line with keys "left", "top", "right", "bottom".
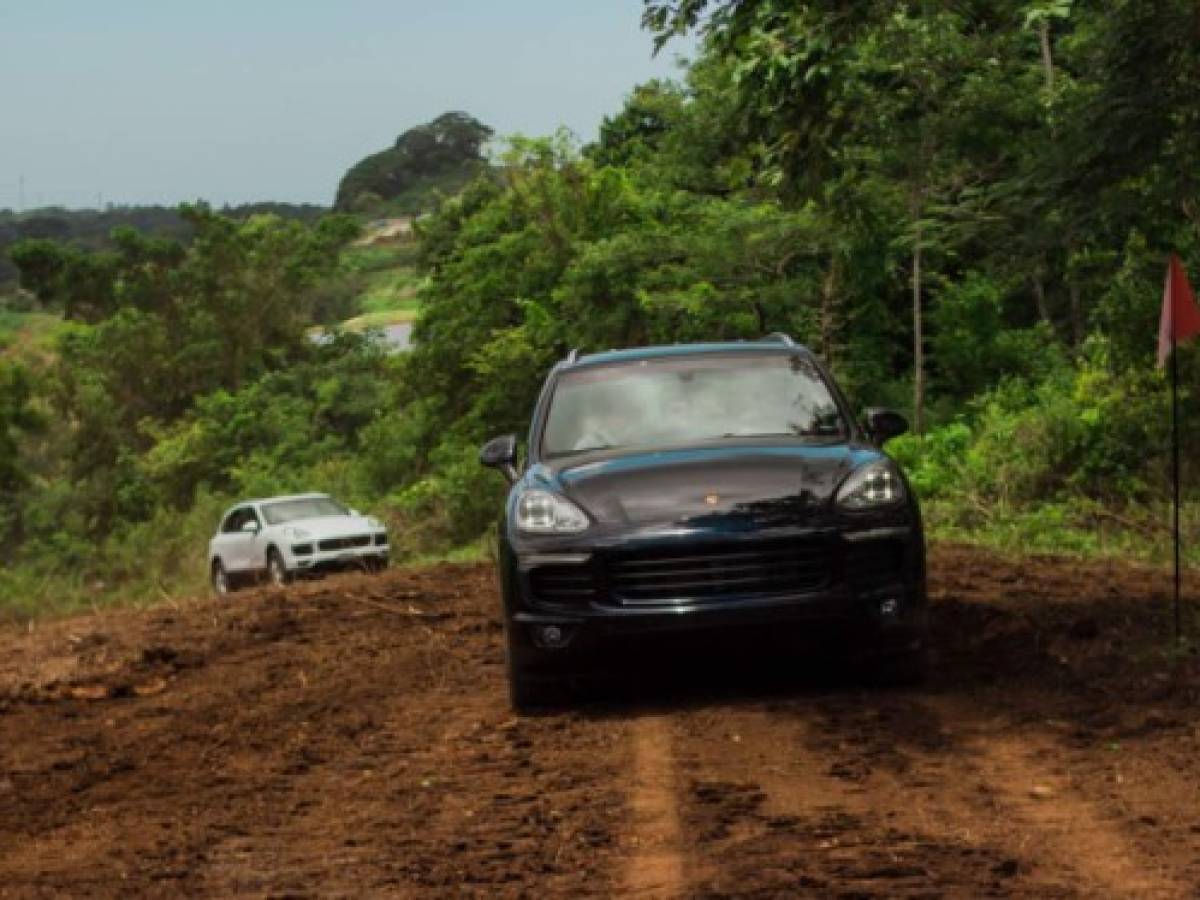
{"left": 528, "top": 444, "right": 882, "bottom": 528}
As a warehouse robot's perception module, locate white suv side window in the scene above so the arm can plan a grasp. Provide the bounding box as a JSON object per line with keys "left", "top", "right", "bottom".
{"left": 222, "top": 508, "right": 248, "bottom": 533}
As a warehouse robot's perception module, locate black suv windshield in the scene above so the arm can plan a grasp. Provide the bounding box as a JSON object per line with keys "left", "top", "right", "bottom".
{"left": 541, "top": 353, "right": 845, "bottom": 458}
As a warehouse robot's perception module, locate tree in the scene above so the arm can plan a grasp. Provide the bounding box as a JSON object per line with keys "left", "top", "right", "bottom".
{"left": 334, "top": 112, "right": 494, "bottom": 212}
{"left": 589, "top": 80, "right": 688, "bottom": 169}
{"left": 29, "top": 206, "right": 359, "bottom": 532}
{"left": 0, "top": 361, "right": 40, "bottom": 546}
{"left": 642, "top": 1, "right": 1058, "bottom": 429}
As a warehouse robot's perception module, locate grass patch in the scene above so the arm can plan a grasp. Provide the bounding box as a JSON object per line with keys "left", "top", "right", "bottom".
{"left": 408, "top": 537, "right": 494, "bottom": 568}
{"left": 0, "top": 520, "right": 491, "bottom": 623}
{"left": 359, "top": 267, "right": 422, "bottom": 316}
{"left": 0, "top": 310, "right": 23, "bottom": 348}
{"left": 922, "top": 497, "right": 1199, "bottom": 568}
{"left": 342, "top": 242, "right": 419, "bottom": 274}
{"left": 340, "top": 241, "right": 423, "bottom": 319}
{"left": 0, "top": 492, "right": 226, "bottom": 622}
{"left": 0, "top": 312, "right": 67, "bottom": 365}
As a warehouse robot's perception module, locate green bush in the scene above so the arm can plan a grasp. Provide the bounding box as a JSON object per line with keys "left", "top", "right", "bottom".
{"left": 888, "top": 421, "right": 972, "bottom": 499}
{"left": 393, "top": 442, "right": 507, "bottom": 552}
{"left": 893, "top": 340, "right": 1173, "bottom": 510}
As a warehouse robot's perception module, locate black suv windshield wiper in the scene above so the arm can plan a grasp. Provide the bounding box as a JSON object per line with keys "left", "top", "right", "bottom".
{"left": 720, "top": 430, "right": 842, "bottom": 440}
{"left": 553, "top": 443, "right": 618, "bottom": 457}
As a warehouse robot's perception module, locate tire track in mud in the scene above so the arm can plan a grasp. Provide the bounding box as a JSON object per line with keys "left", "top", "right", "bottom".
{"left": 923, "top": 694, "right": 1190, "bottom": 899}
{"left": 623, "top": 715, "right": 686, "bottom": 898}
{"left": 813, "top": 691, "right": 1191, "bottom": 898}
{"left": 666, "top": 700, "right": 1032, "bottom": 898}
{"left": 659, "top": 692, "right": 1192, "bottom": 898}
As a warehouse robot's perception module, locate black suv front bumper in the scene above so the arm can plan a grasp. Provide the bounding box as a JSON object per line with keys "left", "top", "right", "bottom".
{"left": 501, "top": 525, "right": 926, "bottom": 674}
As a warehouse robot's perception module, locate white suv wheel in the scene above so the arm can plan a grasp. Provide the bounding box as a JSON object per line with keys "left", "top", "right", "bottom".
{"left": 212, "top": 561, "right": 230, "bottom": 596}
{"left": 268, "top": 551, "right": 290, "bottom": 586}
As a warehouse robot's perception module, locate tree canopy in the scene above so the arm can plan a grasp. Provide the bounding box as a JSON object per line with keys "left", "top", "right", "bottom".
{"left": 334, "top": 112, "right": 494, "bottom": 213}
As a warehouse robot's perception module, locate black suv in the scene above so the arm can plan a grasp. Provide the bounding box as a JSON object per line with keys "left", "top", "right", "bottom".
{"left": 480, "top": 336, "right": 927, "bottom": 709}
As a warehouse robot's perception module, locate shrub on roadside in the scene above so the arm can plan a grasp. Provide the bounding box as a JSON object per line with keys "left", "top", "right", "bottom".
{"left": 891, "top": 341, "right": 1175, "bottom": 512}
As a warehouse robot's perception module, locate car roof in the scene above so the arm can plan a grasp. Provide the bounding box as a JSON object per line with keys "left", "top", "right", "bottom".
{"left": 227, "top": 492, "right": 331, "bottom": 510}
{"left": 567, "top": 337, "right": 811, "bottom": 370}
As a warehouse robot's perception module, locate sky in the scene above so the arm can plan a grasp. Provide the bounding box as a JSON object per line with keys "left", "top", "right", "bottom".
{"left": 0, "top": 1, "right": 693, "bottom": 210}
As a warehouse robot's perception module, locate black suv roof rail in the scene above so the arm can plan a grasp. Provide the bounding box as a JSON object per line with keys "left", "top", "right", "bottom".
{"left": 759, "top": 332, "right": 795, "bottom": 347}
{"left": 564, "top": 337, "right": 801, "bottom": 365}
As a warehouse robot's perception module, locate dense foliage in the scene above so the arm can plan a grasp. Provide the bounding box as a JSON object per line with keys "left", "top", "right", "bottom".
{"left": 395, "top": 0, "right": 1200, "bottom": 545}
{"left": 4, "top": 5, "right": 1200, "bottom": 615}
{"left": 0, "top": 208, "right": 409, "bottom": 613}
{"left": 0, "top": 203, "right": 326, "bottom": 296}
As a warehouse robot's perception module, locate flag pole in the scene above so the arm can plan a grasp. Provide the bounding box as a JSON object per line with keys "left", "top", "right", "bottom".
{"left": 1160, "top": 253, "right": 1200, "bottom": 644}
{"left": 1172, "top": 327, "right": 1182, "bottom": 644}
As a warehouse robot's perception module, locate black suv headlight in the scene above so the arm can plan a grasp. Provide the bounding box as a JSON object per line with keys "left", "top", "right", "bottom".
{"left": 515, "top": 490, "right": 589, "bottom": 534}
{"left": 836, "top": 460, "right": 906, "bottom": 511}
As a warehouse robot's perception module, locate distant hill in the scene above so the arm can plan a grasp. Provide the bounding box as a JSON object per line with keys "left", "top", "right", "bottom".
{"left": 0, "top": 203, "right": 327, "bottom": 294}
{"left": 334, "top": 112, "right": 493, "bottom": 215}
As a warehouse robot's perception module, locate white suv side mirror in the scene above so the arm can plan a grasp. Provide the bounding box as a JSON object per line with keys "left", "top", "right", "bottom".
{"left": 241, "top": 520, "right": 260, "bottom": 534}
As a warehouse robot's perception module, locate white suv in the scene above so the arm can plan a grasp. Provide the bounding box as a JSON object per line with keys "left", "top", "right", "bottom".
{"left": 208, "top": 493, "right": 389, "bottom": 594}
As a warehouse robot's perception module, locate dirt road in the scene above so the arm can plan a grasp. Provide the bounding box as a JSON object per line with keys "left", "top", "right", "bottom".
{"left": 2, "top": 545, "right": 1200, "bottom": 897}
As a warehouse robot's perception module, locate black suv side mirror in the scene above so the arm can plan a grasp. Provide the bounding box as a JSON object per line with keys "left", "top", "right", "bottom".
{"left": 479, "top": 433, "right": 519, "bottom": 483}
{"left": 864, "top": 408, "right": 909, "bottom": 446}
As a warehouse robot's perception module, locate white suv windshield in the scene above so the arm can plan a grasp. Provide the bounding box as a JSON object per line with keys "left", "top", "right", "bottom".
{"left": 541, "top": 353, "right": 845, "bottom": 457}
{"left": 261, "top": 497, "right": 348, "bottom": 525}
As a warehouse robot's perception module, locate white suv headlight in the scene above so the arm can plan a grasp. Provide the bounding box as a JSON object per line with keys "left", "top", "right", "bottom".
{"left": 515, "top": 490, "right": 589, "bottom": 534}
{"left": 286, "top": 526, "right": 312, "bottom": 540}
{"left": 836, "top": 460, "right": 906, "bottom": 510}
{"left": 367, "top": 516, "right": 384, "bottom": 530}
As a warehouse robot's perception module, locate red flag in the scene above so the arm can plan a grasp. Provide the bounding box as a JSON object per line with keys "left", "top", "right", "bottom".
{"left": 1157, "top": 254, "right": 1200, "bottom": 368}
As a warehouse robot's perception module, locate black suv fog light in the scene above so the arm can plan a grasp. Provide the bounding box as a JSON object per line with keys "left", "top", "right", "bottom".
{"left": 534, "top": 624, "right": 573, "bottom": 649}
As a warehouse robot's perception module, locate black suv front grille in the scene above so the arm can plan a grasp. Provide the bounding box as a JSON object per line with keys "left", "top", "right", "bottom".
{"left": 607, "top": 538, "right": 833, "bottom": 606}
{"left": 529, "top": 564, "right": 599, "bottom": 606}
{"left": 318, "top": 535, "right": 371, "bottom": 552}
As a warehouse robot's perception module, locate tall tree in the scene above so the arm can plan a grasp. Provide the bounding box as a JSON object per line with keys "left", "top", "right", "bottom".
{"left": 0, "top": 362, "right": 40, "bottom": 547}
{"left": 334, "top": 112, "right": 494, "bottom": 212}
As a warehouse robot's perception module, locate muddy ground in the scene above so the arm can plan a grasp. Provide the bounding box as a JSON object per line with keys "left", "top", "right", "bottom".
{"left": 2, "top": 545, "right": 1200, "bottom": 898}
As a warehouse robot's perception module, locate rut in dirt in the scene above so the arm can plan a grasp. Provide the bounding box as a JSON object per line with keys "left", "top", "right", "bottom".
{"left": 603, "top": 547, "right": 1200, "bottom": 898}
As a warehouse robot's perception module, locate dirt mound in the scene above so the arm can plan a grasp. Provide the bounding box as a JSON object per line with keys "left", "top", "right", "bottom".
{"left": 1, "top": 545, "right": 1198, "bottom": 896}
